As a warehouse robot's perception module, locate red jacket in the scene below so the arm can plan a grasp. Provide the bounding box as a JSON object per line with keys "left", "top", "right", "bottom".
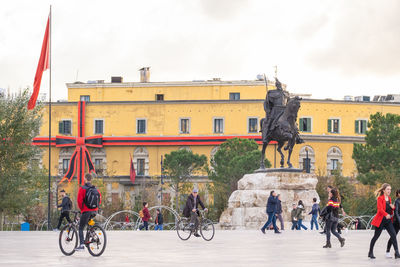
{"left": 77, "top": 183, "right": 102, "bottom": 213}
{"left": 142, "top": 207, "right": 151, "bottom": 222}
{"left": 371, "top": 195, "right": 393, "bottom": 227}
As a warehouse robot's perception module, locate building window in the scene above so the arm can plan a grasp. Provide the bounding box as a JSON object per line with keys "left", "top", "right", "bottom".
{"left": 213, "top": 118, "right": 224, "bottom": 133}
{"left": 137, "top": 159, "right": 145, "bottom": 176}
{"left": 156, "top": 94, "right": 164, "bottom": 101}
{"left": 59, "top": 120, "right": 72, "bottom": 134}
{"left": 331, "top": 159, "right": 338, "bottom": 170}
{"left": 94, "top": 119, "right": 104, "bottom": 134}
{"left": 80, "top": 95, "right": 90, "bottom": 102}
{"left": 137, "top": 119, "right": 146, "bottom": 134}
{"left": 299, "top": 117, "right": 312, "bottom": 132}
{"left": 229, "top": 93, "right": 240, "bottom": 100}
{"left": 328, "top": 119, "right": 340, "bottom": 133}
{"left": 248, "top": 118, "right": 258, "bottom": 133}
{"left": 62, "top": 159, "right": 70, "bottom": 174}
{"left": 355, "top": 120, "right": 367, "bottom": 134}
{"left": 95, "top": 159, "right": 103, "bottom": 175}
{"left": 180, "top": 118, "right": 190, "bottom": 134}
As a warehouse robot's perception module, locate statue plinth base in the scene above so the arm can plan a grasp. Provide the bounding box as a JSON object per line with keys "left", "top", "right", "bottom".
{"left": 254, "top": 168, "right": 303, "bottom": 173}
{"left": 219, "top": 171, "right": 319, "bottom": 230}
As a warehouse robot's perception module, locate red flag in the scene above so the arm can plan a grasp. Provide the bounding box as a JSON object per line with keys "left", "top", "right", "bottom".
{"left": 28, "top": 16, "right": 50, "bottom": 110}
{"left": 130, "top": 155, "right": 136, "bottom": 184}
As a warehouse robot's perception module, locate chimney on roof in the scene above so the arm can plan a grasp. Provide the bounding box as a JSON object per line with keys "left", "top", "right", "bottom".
{"left": 111, "top": 76, "right": 123, "bottom": 83}
{"left": 139, "top": 67, "right": 150, "bottom": 83}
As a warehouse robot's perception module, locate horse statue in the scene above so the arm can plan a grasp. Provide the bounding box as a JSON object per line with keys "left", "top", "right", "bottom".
{"left": 260, "top": 96, "right": 303, "bottom": 169}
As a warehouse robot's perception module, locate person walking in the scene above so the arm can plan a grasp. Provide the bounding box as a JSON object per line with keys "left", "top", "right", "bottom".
{"left": 368, "top": 183, "right": 400, "bottom": 259}
{"left": 291, "top": 203, "right": 298, "bottom": 230}
{"left": 296, "top": 200, "right": 307, "bottom": 230}
{"left": 320, "top": 185, "right": 346, "bottom": 235}
{"left": 276, "top": 194, "right": 284, "bottom": 231}
{"left": 323, "top": 189, "right": 345, "bottom": 248}
{"left": 54, "top": 189, "right": 72, "bottom": 231}
{"left": 154, "top": 209, "right": 164, "bottom": 230}
{"left": 387, "top": 189, "right": 400, "bottom": 257}
{"left": 261, "top": 191, "right": 281, "bottom": 234}
{"left": 139, "top": 202, "right": 151, "bottom": 230}
{"left": 309, "top": 198, "right": 320, "bottom": 230}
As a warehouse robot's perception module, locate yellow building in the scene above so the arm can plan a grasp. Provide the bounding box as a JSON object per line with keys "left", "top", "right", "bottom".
{"left": 33, "top": 72, "right": 400, "bottom": 207}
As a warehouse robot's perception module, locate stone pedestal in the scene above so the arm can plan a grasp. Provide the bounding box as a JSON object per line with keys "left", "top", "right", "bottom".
{"left": 219, "top": 171, "right": 320, "bottom": 229}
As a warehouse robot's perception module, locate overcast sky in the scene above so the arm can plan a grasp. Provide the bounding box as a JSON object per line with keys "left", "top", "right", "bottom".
{"left": 1, "top": 0, "right": 399, "bottom": 100}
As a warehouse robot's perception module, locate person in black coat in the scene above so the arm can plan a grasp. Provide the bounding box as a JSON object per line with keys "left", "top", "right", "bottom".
{"left": 54, "top": 189, "right": 72, "bottom": 231}
{"left": 183, "top": 188, "right": 207, "bottom": 237}
{"left": 386, "top": 189, "right": 400, "bottom": 257}
{"left": 261, "top": 191, "right": 281, "bottom": 234}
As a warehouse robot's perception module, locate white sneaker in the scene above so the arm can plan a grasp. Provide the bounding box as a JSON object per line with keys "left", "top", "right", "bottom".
{"left": 75, "top": 245, "right": 85, "bottom": 251}
{"left": 386, "top": 252, "right": 392, "bottom": 258}
{"left": 52, "top": 228, "right": 59, "bottom": 232}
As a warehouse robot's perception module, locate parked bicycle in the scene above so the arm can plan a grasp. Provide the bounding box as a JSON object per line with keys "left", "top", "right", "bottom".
{"left": 59, "top": 210, "right": 107, "bottom": 257}
{"left": 176, "top": 210, "right": 215, "bottom": 241}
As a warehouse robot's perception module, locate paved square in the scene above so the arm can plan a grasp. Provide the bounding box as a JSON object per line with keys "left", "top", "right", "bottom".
{"left": 0, "top": 230, "right": 399, "bottom": 266}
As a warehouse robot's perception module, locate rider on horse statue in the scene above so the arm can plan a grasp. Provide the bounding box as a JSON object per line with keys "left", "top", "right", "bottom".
{"left": 261, "top": 78, "right": 304, "bottom": 146}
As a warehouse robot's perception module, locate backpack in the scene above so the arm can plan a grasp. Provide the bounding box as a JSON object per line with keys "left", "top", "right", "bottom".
{"left": 65, "top": 196, "right": 73, "bottom": 210}
{"left": 83, "top": 185, "right": 100, "bottom": 209}
{"left": 139, "top": 209, "right": 144, "bottom": 218}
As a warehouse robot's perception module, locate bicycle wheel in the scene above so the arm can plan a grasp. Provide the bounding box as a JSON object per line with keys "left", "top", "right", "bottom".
{"left": 176, "top": 218, "right": 192, "bottom": 241}
{"left": 86, "top": 224, "right": 107, "bottom": 257}
{"left": 200, "top": 219, "right": 215, "bottom": 241}
{"left": 59, "top": 224, "right": 78, "bottom": 256}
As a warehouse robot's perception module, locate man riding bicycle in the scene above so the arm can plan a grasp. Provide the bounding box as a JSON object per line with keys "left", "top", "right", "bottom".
{"left": 75, "top": 173, "right": 101, "bottom": 251}
{"left": 183, "top": 188, "right": 208, "bottom": 237}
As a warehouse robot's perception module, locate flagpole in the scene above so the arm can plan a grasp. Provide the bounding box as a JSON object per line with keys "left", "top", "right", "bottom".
{"left": 47, "top": 5, "right": 52, "bottom": 230}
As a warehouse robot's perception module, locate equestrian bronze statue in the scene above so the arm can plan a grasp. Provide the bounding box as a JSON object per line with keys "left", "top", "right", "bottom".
{"left": 260, "top": 78, "right": 304, "bottom": 169}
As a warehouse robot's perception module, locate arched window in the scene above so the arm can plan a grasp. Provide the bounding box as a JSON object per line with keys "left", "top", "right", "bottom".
{"left": 298, "top": 146, "right": 315, "bottom": 173}
{"left": 327, "top": 146, "right": 343, "bottom": 175}
{"left": 134, "top": 146, "right": 149, "bottom": 176}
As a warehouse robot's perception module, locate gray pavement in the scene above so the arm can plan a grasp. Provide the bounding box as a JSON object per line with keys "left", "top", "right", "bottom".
{"left": 0, "top": 230, "right": 399, "bottom": 267}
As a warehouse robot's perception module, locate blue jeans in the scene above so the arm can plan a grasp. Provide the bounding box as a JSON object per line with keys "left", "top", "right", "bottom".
{"left": 291, "top": 221, "right": 298, "bottom": 230}
{"left": 310, "top": 215, "right": 319, "bottom": 230}
{"left": 297, "top": 219, "right": 308, "bottom": 230}
{"left": 261, "top": 212, "right": 278, "bottom": 232}
{"left": 154, "top": 224, "right": 163, "bottom": 230}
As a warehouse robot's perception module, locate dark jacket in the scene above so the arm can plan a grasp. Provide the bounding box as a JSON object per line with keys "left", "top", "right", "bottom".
{"left": 291, "top": 209, "right": 298, "bottom": 221}
{"left": 395, "top": 198, "right": 400, "bottom": 224}
{"left": 183, "top": 194, "right": 205, "bottom": 218}
{"left": 266, "top": 196, "right": 278, "bottom": 213}
{"left": 58, "top": 195, "right": 72, "bottom": 212}
{"left": 326, "top": 197, "right": 340, "bottom": 220}
{"left": 295, "top": 205, "right": 305, "bottom": 220}
{"left": 155, "top": 213, "right": 163, "bottom": 225}
{"left": 308, "top": 203, "right": 320, "bottom": 216}
{"left": 276, "top": 199, "right": 282, "bottom": 214}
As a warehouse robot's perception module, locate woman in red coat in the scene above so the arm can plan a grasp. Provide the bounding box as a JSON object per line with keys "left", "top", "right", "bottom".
{"left": 369, "top": 183, "right": 400, "bottom": 259}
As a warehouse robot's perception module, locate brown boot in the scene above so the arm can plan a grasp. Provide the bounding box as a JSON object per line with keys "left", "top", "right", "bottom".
{"left": 323, "top": 241, "right": 331, "bottom": 248}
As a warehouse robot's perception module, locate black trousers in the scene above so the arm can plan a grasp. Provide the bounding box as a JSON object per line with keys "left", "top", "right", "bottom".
{"left": 56, "top": 211, "right": 72, "bottom": 229}
{"left": 139, "top": 221, "right": 149, "bottom": 230}
{"left": 370, "top": 218, "right": 399, "bottom": 253}
{"left": 326, "top": 220, "right": 342, "bottom": 242}
{"left": 79, "top": 211, "right": 95, "bottom": 245}
{"left": 387, "top": 221, "right": 400, "bottom": 252}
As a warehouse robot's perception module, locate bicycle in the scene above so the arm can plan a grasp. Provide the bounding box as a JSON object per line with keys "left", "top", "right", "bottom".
{"left": 176, "top": 209, "right": 215, "bottom": 241}
{"left": 59, "top": 210, "right": 107, "bottom": 257}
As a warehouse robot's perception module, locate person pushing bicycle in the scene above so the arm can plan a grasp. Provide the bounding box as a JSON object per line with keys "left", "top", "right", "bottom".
{"left": 183, "top": 188, "right": 208, "bottom": 237}
{"left": 75, "top": 173, "right": 101, "bottom": 251}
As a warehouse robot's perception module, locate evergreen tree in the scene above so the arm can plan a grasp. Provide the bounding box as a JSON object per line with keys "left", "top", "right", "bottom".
{"left": 162, "top": 149, "right": 207, "bottom": 212}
